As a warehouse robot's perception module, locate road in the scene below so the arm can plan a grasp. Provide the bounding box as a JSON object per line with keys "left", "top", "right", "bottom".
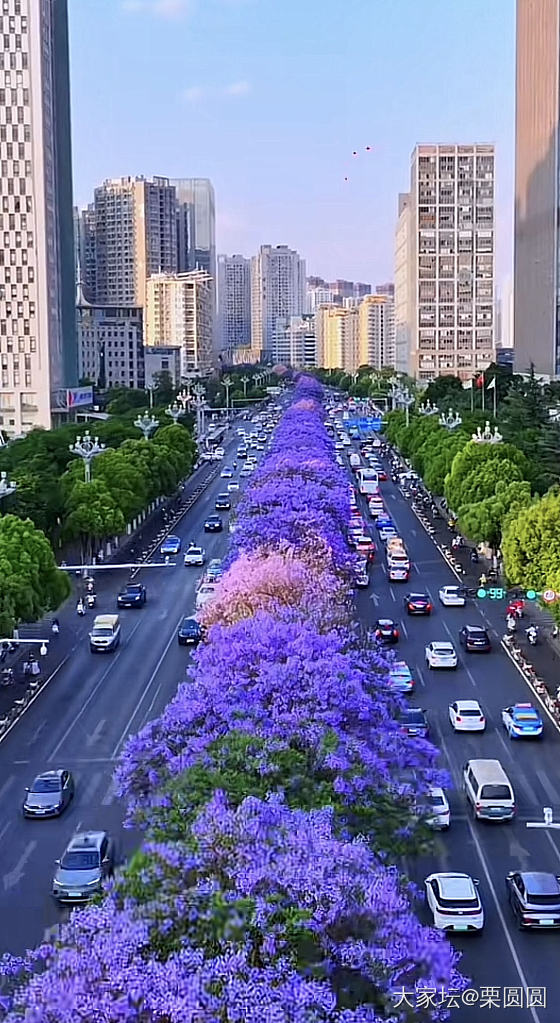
{"left": 353, "top": 449, "right": 560, "bottom": 1022}
{"left": 0, "top": 425, "right": 248, "bottom": 955}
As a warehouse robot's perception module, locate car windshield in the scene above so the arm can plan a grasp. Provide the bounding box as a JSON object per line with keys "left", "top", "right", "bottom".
{"left": 431, "top": 794, "right": 445, "bottom": 807}
{"left": 188, "top": 548, "right": 202, "bottom": 555}
{"left": 60, "top": 850, "right": 100, "bottom": 870}
{"left": 93, "top": 627, "right": 113, "bottom": 637}
{"left": 378, "top": 620, "right": 393, "bottom": 627}
{"left": 460, "top": 709, "right": 482, "bottom": 717}
{"left": 31, "top": 777, "right": 60, "bottom": 793}
{"left": 438, "top": 894, "right": 477, "bottom": 909}
{"left": 515, "top": 712, "right": 538, "bottom": 721}
{"left": 404, "top": 712, "right": 424, "bottom": 723}
{"left": 125, "top": 586, "right": 141, "bottom": 593}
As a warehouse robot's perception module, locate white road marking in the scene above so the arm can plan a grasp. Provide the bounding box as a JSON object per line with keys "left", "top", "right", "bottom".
{"left": 101, "top": 779, "right": 118, "bottom": 806}
{"left": 85, "top": 719, "right": 106, "bottom": 748}
{"left": 465, "top": 667, "right": 477, "bottom": 689}
{"left": 0, "top": 656, "right": 69, "bottom": 751}
{"left": 111, "top": 614, "right": 186, "bottom": 758}
{"left": 0, "top": 821, "right": 11, "bottom": 843}
{"left": 3, "top": 840, "right": 37, "bottom": 892}
{"left": 0, "top": 775, "right": 15, "bottom": 803}
{"left": 48, "top": 619, "right": 144, "bottom": 762}
{"left": 389, "top": 586, "right": 395, "bottom": 601}
{"left": 140, "top": 682, "right": 162, "bottom": 729}
{"left": 536, "top": 767, "right": 560, "bottom": 807}
{"left": 27, "top": 721, "right": 47, "bottom": 746}
{"left": 79, "top": 770, "right": 104, "bottom": 806}
{"left": 400, "top": 618, "right": 408, "bottom": 639}
{"left": 415, "top": 665, "right": 426, "bottom": 688}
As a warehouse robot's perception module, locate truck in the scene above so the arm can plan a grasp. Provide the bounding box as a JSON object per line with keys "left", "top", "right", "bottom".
{"left": 357, "top": 468, "right": 379, "bottom": 496}
{"left": 89, "top": 614, "right": 121, "bottom": 653}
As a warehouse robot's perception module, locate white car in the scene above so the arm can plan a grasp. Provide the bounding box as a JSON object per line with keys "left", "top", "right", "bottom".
{"left": 184, "top": 545, "right": 205, "bottom": 567}
{"left": 426, "top": 787, "right": 450, "bottom": 830}
{"left": 213, "top": 447, "right": 225, "bottom": 459}
{"left": 425, "top": 641, "right": 458, "bottom": 669}
{"left": 220, "top": 467, "right": 233, "bottom": 479}
{"left": 195, "top": 583, "right": 216, "bottom": 610}
{"left": 424, "top": 873, "right": 484, "bottom": 932}
{"left": 227, "top": 481, "right": 240, "bottom": 492}
{"left": 448, "top": 699, "right": 486, "bottom": 732}
{"left": 438, "top": 585, "right": 466, "bottom": 607}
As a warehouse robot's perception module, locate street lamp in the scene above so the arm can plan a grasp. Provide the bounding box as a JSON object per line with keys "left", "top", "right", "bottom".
{"left": 0, "top": 472, "right": 17, "bottom": 500}
{"left": 398, "top": 387, "right": 415, "bottom": 427}
{"left": 240, "top": 374, "right": 250, "bottom": 398}
{"left": 222, "top": 375, "right": 234, "bottom": 418}
{"left": 134, "top": 411, "right": 159, "bottom": 440}
{"left": 471, "top": 420, "right": 503, "bottom": 444}
{"left": 69, "top": 432, "right": 106, "bottom": 483}
{"left": 526, "top": 807, "right": 560, "bottom": 830}
{"left": 165, "top": 402, "right": 184, "bottom": 426}
{"left": 192, "top": 382, "right": 207, "bottom": 440}
{"left": 439, "top": 408, "right": 463, "bottom": 430}
{"left": 418, "top": 400, "right": 439, "bottom": 416}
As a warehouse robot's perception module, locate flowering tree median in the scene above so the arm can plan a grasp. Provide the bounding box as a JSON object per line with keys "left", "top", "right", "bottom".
{"left": 0, "top": 376, "right": 465, "bottom": 1021}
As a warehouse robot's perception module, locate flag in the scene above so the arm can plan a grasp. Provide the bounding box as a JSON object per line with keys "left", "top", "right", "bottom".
{"left": 476, "top": 373, "right": 485, "bottom": 389}
{"left": 487, "top": 376, "right": 496, "bottom": 390}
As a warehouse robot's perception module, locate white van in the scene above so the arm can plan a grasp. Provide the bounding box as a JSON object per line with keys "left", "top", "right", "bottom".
{"left": 463, "top": 759, "right": 515, "bottom": 821}
{"left": 349, "top": 453, "right": 361, "bottom": 469}
{"left": 89, "top": 614, "right": 121, "bottom": 653}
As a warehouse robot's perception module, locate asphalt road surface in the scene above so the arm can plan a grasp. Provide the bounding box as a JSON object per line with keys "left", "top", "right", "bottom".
{"left": 0, "top": 427, "right": 248, "bottom": 956}
{"left": 353, "top": 447, "right": 560, "bottom": 1023}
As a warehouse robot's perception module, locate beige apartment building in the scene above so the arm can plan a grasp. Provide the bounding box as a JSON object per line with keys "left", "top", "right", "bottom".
{"left": 358, "top": 294, "right": 395, "bottom": 369}
{"left": 514, "top": 0, "right": 560, "bottom": 376}
{"left": 316, "top": 305, "right": 360, "bottom": 373}
{"left": 395, "top": 144, "right": 496, "bottom": 382}
{"left": 145, "top": 271, "right": 213, "bottom": 378}
{"left": 0, "top": 0, "right": 76, "bottom": 437}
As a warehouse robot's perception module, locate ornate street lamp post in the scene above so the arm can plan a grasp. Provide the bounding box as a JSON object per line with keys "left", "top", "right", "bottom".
{"left": 134, "top": 411, "right": 159, "bottom": 440}
{"left": 69, "top": 432, "right": 106, "bottom": 483}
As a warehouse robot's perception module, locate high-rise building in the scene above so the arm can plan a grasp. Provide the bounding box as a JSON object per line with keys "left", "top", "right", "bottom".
{"left": 93, "top": 176, "right": 177, "bottom": 309}
{"left": 171, "top": 179, "right": 216, "bottom": 354}
{"left": 514, "top": 0, "right": 560, "bottom": 376}
{"left": 316, "top": 305, "right": 360, "bottom": 373}
{"left": 76, "top": 288, "right": 144, "bottom": 391}
{"left": 0, "top": 0, "right": 76, "bottom": 437}
{"left": 74, "top": 203, "right": 97, "bottom": 303}
{"left": 358, "top": 294, "right": 395, "bottom": 369}
{"left": 217, "top": 254, "right": 251, "bottom": 358}
{"left": 394, "top": 144, "right": 495, "bottom": 382}
{"left": 251, "top": 245, "right": 306, "bottom": 359}
{"left": 145, "top": 270, "right": 213, "bottom": 377}
{"left": 272, "top": 314, "right": 316, "bottom": 367}
{"left": 306, "top": 285, "right": 338, "bottom": 313}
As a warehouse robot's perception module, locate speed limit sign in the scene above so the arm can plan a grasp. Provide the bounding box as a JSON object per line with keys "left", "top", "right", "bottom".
{"left": 543, "top": 589, "right": 556, "bottom": 603}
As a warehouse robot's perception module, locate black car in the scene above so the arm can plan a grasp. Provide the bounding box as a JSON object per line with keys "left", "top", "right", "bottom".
{"left": 404, "top": 593, "right": 432, "bottom": 615}
{"left": 237, "top": 448, "right": 247, "bottom": 459}
{"left": 215, "top": 493, "right": 231, "bottom": 511}
{"left": 374, "top": 618, "right": 399, "bottom": 644}
{"left": 459, "top": 625, "right": 491, "bottom": 653}
{"left": 398, "top": 708, "right": 429, "bottom": 738}
{"left": 204, "top": 515, "right": 223, "bottom": 533}
{"left": 506, "top": 871, "right": 560, "bottom": 929}
{"left": 23, "top": 769, "right": 74, "bottom": 818}
{"left": 117, "top": 582, "right": 146, "bottom": 608}
{"left": 178, "top": 617, "right": 203, "bottom": 645}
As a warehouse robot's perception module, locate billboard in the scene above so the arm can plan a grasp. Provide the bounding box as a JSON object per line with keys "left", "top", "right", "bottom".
{"left": 67, "top": 386, "right": 94, "bottom": 409}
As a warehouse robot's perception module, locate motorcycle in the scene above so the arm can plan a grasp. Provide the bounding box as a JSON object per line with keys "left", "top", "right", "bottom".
{"left": 526, "top": 626, "right": 538, "bottom": 646}
{"left": 86, "top": 593, "right": 97, "bottom": 609}
{"left": 506, "top": 615, "right": 517, "bottom": 634}
{"left": 470, "top": 549, "right": 479, "bottom": 564}
{"left": 76, "top": 600, "right": 85, "bottom": 616}
{"left": 506, "top": 601, "right": 524, "bottom": 619}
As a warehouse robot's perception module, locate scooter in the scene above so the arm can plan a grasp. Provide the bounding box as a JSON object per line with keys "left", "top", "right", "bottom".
{"left": 86, "top": 593, "right": 97, "bottom": 609}
{"left": 76, "top": 600, "right": 85, "bottom": 616}
{"left": 506, "top": 615, "right": 517, "bottom": 634}
{"left": 526, "top": 626, "right": 538, "bottom": 646}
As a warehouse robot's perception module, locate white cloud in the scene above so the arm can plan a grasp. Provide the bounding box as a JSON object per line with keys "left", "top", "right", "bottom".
{"left": 223, "top": 80, "right": 251, "bottom": 96}
{"left": 122, "top": 0, "right": 192, "bottom": 18}
{"left": 181, "top": 85, "right": 206, "bottom": 104}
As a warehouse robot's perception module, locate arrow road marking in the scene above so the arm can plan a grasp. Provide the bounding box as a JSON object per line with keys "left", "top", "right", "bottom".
{"left": 369, "top": 591, "right": 379, "bottom": 607}
{"left": 86, "top": 719, "right": 106, "bottom": 748}
{"left": 3, "top": 840, "right": 37, "bottom": 891}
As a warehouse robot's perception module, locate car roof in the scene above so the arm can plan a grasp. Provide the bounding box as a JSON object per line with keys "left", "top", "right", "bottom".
{"left": 436, "top": 873, "right": 475, "bottom": 898}
{"left": 35, "top": 769, "right": 63, "bottom": 781}
{"left": 402, "top": 708, "right": 425, "bottom": 719}
{"left": 390, "top": 663, "right": 411, "bottom": 674}
{"left": 465, "top": 624, "right": 487, "bottom": 633}
{"left": 455, "top": 699, "right": 482, "bottom": 711}
{"left": 181, "top": 617, "right": 200, "bottom": 627}
{"left": 442, "top": 584, "right": 461, "bottom": 592}
{"left": 377, "top": 618, "right": 395, "bottom": 625}
{"left": 165, "top": 535, "right": 180, "bottom": 541}
{"left": 408, "top": 593, "right": 428, "bottom": 599}
{"left": 520, "top": 872, "right": 560, "bottom": 895}
{"left": 67, "top": 830, "right": 106, "bottom": 851}
{"left": 431, "top": 641, "right": 454, "bottom": 650}
{"left": 512, "top": 703, "right": 539, "bottom": 715}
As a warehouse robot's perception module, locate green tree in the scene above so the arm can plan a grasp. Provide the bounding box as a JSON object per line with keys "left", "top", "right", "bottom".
{"left": 502, "top": 489, "right": 560, "bottom": 597}
{"left": 150, "top": 370, "right": 175, "bottom": 406}
{"left": 458, "top": 479, "right": 532, "bottom": 549}
{"left": 0, "top": 515, "right": 71, "bottom": 635}
{"left": 425, "top": 375, "right": 464, "bottom": 405}
{"left": 64, "top": 480, "right": 126, "bottom": 561}
{"left": 444, "top": 441, "right": 530, "bottom": 512}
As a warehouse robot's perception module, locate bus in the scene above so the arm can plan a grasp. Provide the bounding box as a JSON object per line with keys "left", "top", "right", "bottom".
{"left": 357, "top": 468, "right": 379, "bottom": 496}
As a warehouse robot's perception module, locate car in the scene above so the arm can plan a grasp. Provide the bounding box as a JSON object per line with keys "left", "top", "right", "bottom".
{"left": 448, "top": 699, "right": 486, "bottom": 732}
{"left": 177, "top": 617, "right": 203, "bottom": 645}
{"left": 213, "top": 446, "right": 225, "bottom": 458}
{"left": 379, "top": 526, "right": 399, "bottom": 542}
{"left": 374, "top": 618, "right": 399, "bottom": 644}
{"left": 387, "top": 660, "right": 414, "bottom": 693}
{"left": 215, "top": 493, "right": 231, "bottom": 510}
{"left": 459, "top": 625, "right": 491, "bottom": 653}
{"left": 404, "top": 593, "right": 432, "bottom": 615}
{"left": 240, "top": 466, "right": 252, "bottom": 477}
{"left": 206, "top": 558, "right": 223, "bottom": 583}
{"left": 23, "top": 769, "right": 74, "bottom": 818}
{"left": 506, "top": 871, "right": 560, "bottom": 929}
{"left": 160, "top": 535, "right": 181, "bottom": 555}
{"left": 424, "top": 873, "right": 483, "bottom": 932}
{"left": 377, "top": 468, "right": 388, "bottom": 481}
{"left": 184, "top": 545, "right": 206, "bottom": 567}
{"left": 501, "top": 703, "right": 543, "bottom": 739}
{"left": 237, "top": 448, "right": 247, "bottom": 459}
{"left": 355, "top": 560, "right": 369, "bottom": 588}
{"left": 425, "top": 641, "right": 458, "bottom": 669}
{"left": 117, "top": 582, "right": 146, "bottom": 607}
{"left": 204, "top": 514, "right": 223, "bottom": 533}
{"left": 227, "top": 481, "right": 240, "bottom": 492}
{"left": 438, "top": 585, "right": 466, "bottom": 607}
{"left": 355, "top": 536, "right": 375, "bottom": 562}
{"left": 52, "top": 831, "right": 115, "bottom": 902}
{"left": 375, "top": 515, "right": 393, "bottom": 530}
{"left": 398, "top": 707, "right": 429, "bottom": 738}
{"left": 425, "top": 786, "right": 450, "bottom": 830}
{"left": 220, "top": 466, "right": 234, "bottom": 479}
{"left": 196, "top": 583, "right": 217, "bottom": 609}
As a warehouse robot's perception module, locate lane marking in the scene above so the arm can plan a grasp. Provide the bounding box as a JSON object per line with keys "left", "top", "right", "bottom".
{"left": 465, "top": 668, "right": 477, "bottom": 689}
{"left": 111, "top": 614, "right": 186, "bottom": 759}
{"left": 415, "top": 665, "right": 426, "bottom": 689}
{"left": 400, "top": 618, "right": 408, "bottom": 639}
{"left": 3, "top": 840, "right": 37, "bottom": 892}
{"left": 0, "top": 775, "right": 15, "bottom": 802}
{"left": 140, "top": 682, "right": 162, "bottom": 729}
{"left": 0, "top": 657, "right": 69, "bottom": 752}
{"left": 536, "top": 768, "right": 560, "bottom": 807}
{"left": 48, "top": 619, "right": 145, "bottom": 762}
{"left": 101, "top": 779, "right": 118, "bottom": 807}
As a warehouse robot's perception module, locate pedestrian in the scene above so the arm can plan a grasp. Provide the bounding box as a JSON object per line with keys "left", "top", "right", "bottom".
{"left": 479, "top": 573, "right": 487, "bottom": 588}
{"left": 22, "top": 660, "right": 31, "bottom": 677}
{"left": 51, "top": 619, "right": 59, "bottom": 635}
{"left": 97, "top": 548, "right": 104, "bottom": 563}
{"left": 29, "top": 657, "right": 40, "bottom": 677}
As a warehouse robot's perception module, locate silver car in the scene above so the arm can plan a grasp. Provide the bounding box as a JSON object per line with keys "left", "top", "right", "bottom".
{"left": 52, "top": 831, "right": 115, "bottom": 902}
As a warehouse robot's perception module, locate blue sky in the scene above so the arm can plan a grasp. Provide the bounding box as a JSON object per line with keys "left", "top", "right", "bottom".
{"left": 69, "top": 0, "right": 515, "bottom": 289}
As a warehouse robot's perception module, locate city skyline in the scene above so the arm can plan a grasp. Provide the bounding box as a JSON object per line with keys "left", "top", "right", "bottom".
{"left": 68, "top": 0, "right": 515, "bottom": 289}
